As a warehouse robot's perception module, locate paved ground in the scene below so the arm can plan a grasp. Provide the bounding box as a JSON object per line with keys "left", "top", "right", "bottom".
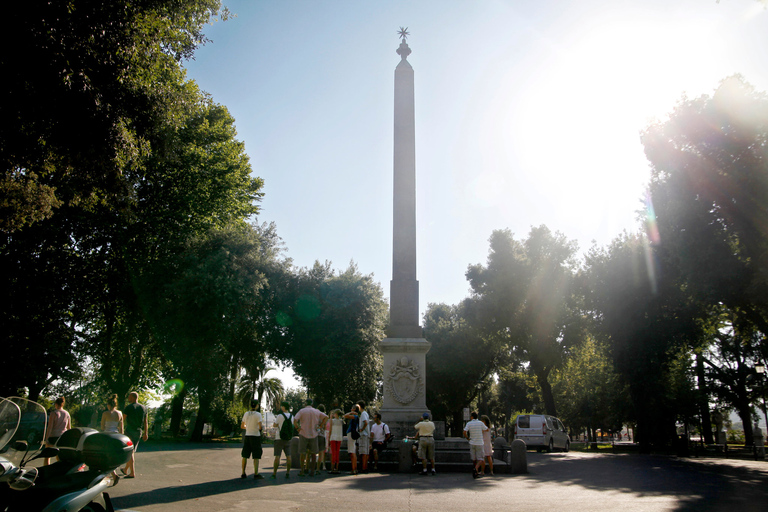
{"left": 109, "top": 442, "right": 768, "bottom": 512}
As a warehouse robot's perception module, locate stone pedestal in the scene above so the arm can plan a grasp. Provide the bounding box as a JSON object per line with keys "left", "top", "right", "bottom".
{"left": 509, "top": 439, "right": 528, "bottom": 474}
{"left": 379, "top": 338, "right": 431, "bottom": 429}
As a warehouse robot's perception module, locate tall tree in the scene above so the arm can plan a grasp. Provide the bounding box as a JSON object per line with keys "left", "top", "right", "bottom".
{"left": 466, "top": 225, "right": 582, "bottom": 417}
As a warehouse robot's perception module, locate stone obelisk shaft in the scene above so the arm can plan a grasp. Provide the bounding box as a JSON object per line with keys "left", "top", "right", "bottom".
{"left": 389, "top": 42, "right": 421, "bottom": 339}
{"left": 380, "top": 36, "right": 433, "bottom": 439}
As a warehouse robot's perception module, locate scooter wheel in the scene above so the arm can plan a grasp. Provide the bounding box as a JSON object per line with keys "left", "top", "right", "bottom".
{"left": 80, "top": 503, "right": 106, "bottom": 512}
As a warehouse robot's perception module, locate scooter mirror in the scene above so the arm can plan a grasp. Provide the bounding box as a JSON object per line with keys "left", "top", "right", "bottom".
{"left": 31, "top": 447, "right": 59, "bottom": 461}
{"left": 13, "top": 440, "right": 28, "bottom": 451}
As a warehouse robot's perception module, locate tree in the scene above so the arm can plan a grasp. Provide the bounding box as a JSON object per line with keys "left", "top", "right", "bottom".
{"left": 423, "top": 300, "right": 500, "bottom": 435}
{"left": 236, "top": 365, "right": 284, "bottom": 411}
{"left": 466, "top": 225, "right": 582, "bottom": 417}
{"left": 269, "top": 262, "right": 388, "bottom": 407}
{"left": 552, "top": 336, "right": 628, "bottom": 447}
{"left": 1, "top": 0, "right": 229, "bottom": 232}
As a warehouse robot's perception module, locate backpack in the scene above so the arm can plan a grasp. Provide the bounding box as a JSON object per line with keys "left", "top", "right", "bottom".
{"left": 347, "top": 416, "right": 360, "bottom": 440}
{"left": 279, "top": 412, "right": 294, "bottom": 441}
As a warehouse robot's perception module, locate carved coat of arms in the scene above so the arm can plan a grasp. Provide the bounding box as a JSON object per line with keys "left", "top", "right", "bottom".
{"left": 386, "top": 356, "right": 423, "bottom": 405}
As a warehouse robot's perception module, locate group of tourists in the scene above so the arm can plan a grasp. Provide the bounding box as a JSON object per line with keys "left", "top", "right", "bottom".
{"left": 42, "top": 392, "right": 149, "bottom": 479}
{"left": 239, "top": 398, "right": 392, "bottom": 479}
{"left": 239, "top": 399, "right": 496, "bottom": 479}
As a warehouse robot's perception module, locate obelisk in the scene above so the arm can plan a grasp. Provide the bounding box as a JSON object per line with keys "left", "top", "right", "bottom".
{"left": 379, "top": 28, "right": 431, "bottom": 438}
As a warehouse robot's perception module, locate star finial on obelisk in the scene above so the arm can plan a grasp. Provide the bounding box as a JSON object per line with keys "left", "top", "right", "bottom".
{"left": 396, "top": 27, "right": 411, "bottom": 60}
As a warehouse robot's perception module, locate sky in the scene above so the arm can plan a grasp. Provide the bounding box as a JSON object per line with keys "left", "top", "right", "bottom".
{"left": 182, "top": 0, "right": 768, "bottom": 388}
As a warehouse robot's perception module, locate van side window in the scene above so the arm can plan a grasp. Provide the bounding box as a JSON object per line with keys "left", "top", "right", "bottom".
{"left": 557, "top": 419, "right": 565, "bottom": 431}
{"left": 518, "top": 416, "right": 530, "bottom": 428}
{"left": 545, "top": 417, "right": 553, "bottom": 429}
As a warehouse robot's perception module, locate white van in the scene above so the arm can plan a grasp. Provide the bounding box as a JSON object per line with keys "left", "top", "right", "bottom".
{"left": 514, "top": 414, "right": 570, "bottom": 452}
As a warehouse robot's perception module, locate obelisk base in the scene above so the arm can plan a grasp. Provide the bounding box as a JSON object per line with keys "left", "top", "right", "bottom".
{"left": 379, "top": 337, "right": 433, "bottom": 439}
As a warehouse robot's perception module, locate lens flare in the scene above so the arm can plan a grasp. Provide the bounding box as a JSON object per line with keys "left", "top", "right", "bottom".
{"left": 643, "top": 191, "right": 660, "bottom": 294}
{"left": 163, "top": 379, "right": 185, "bottom": 396}
{"left": 276, "top": 311, "right": 293, "bottom": 327}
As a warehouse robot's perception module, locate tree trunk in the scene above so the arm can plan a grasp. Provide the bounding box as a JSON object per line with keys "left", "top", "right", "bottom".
{"left": 535, "top": 371, "right": 557, "bottom": 417}
{"left": 452, "top": 410, "right": 464, "bottom": 437}
{"left": 190, "top": 411, "right": 206, "bottom": 442}
{"left": 696, "top": 353, "right": 714, "bottom": 444}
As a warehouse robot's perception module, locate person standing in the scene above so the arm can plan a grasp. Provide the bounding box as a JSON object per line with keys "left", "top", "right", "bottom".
{"left": 240, "top": 399, "right": 264, "bottom": 479}
{"left": 343, "top": 405, "right": 360, "bottom": 475}
{"left": 121, "top": 391, "right": 148, "bottom": 479}
{"left": 463, "top": 411, "right": 488, "bottom": 478}
{"left": 328, "top": 409, "right": 344, "bottom": 474}
{"left": 272, "top": 401, "right": 293, "bottom": 479}
{"left": 101, "top": 394, "right": 123, "bottom": 433}
{"left": 293, "top": 398, "right": 328, "bottom": 476}
{"left": 414, "top": 412, "right": 436, "bottom": 475}
{"left": 480, "top": 415, "right": 494, "bottom": 475}
{"left": 356, "top": 400, "right": 371, "bottom": 472}
{"left": 44, "top": 397, "right": 71, "bottom": 465}
{"left": 370, "top": 413, "right": 391, "bottom": 471}
{"left": 315, "top": 404, "right": 328, "bottom": 472}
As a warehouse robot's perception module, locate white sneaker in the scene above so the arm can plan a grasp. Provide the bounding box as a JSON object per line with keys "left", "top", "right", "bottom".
{"left": 431, "top": 469, "right": 436, "bottom": 475}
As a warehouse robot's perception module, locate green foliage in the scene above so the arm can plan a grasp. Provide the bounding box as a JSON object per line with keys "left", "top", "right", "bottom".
{"left": 466, "top": 225, "right": 583, "bottom": 417}
{"left": 268, "top": 262, "right": 387, "bottom": 407}
{"left": 423, "top": 300, "right": 499, "bottom": 432}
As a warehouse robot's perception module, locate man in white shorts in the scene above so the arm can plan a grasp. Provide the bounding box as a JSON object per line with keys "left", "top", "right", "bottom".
{"left": 463, "top": 411, "right": 488, "bottom": 479}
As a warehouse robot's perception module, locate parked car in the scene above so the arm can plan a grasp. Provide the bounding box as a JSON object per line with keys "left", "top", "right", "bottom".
{"left": 514, "top": 414, "right": 570, "bottom": 452}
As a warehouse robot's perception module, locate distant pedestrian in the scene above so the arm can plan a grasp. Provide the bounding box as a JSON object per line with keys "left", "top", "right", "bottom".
{"left": 272, "top": 401, "right": 293, "bottom": 479}
{"left": 293, "top": 398, "right": 328, "bottom": 476}
{"left": 463, "top": 411, "right": 488, "bottom": 478}
{"left": 414, "top": 412, "right": 436, "bottom": 475}
{"left": 480, "top": 415, "right": 494, "bottom": 475}
{"left": 370, "top": 413, "right": 391, "bottom": 471}
{"left": 44, "top": 397, "right": 71, "bottom": 465}
{"left": 357, "top": 401, "right": 371, "bottom": 472}
{"left": 328, "top": 409, "right": 344, "bottom": 474}
{"left": 343, "top": 405, "right": 360, "bottom": 475}
{"left": 240, "top": 399, "right": 264, "bottom": 479}
{"left": 101, "top": 394, "right": 123, "bottom": 434}
{"left": 122, "top": 391, "right": 148, "bottom": 479}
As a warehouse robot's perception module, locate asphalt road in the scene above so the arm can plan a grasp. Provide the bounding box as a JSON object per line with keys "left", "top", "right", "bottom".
{"left": 109, "top": 442, "right": 768, "bottom": 512}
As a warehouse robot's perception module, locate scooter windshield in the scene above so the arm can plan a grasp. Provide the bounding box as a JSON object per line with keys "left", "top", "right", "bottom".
{"left": 0, "top": 397, "right": 46, "bottom": 466}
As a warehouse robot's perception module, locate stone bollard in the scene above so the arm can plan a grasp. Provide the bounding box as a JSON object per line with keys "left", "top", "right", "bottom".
{"left": 508, "top": 439, "right": 528, "bottom": 474}
{"left": 398, "top": 439, "right": 413, "bottom": 472}
{"left": 290, "top": 436, "right": 300, "bottom": 469}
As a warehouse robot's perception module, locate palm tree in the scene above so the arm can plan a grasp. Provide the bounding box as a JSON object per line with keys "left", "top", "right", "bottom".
{"left": 236, "top": 364, "right": 284, "bottom": 412}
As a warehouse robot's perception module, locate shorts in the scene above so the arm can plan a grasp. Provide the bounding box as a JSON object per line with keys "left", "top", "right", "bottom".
{"left": 317, "top": 435, "right": 326, "bottom": 452}
{"left": 418, "top": 437, "right": 435, "bottom": 460}
{"left": 299, "top": 435, "right": 319, "bottom": 454}
{"left": 469, "top": 444, "right": 484, "bottom": 461}
{"left": 357, "top": 435, "right": 370, "bottom": 454}
{"left": 125, "top": 429, "right": 141, "bottom": 452}
{"left": 274, "top": 438, "right": 291, "bottom": 458}
{"left": 372, "top": 441, "right": 386, "bottom": 453}
{"left": 242, "top": 435, "right": 263, "bottom": 459}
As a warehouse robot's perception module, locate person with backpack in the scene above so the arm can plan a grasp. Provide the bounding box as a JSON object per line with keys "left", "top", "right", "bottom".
{"left": 272, "top": 401, "right": 294, "bottom": 479}
{"left": 343, "top": 404, "right": 360, "bottom": 475}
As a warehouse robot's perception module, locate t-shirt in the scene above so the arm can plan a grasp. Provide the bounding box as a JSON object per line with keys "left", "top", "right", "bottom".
{"left": 415, "top": 420, "right": 435, "bottom": 437}
{"left": 274, "top": 411, "right": 293, "bottom": 434}
{"left": 123, "top": 402, "right": 147, "bottom": 433}
{"left": 464, "top": 419, "right": 488, "bottom": 446}
{"left": 358, "top": 410, "right": 371, "bottom": 437}
{"left": 242, "top": 410, "right": 262, "bottom": 436}
{"left": 371, "top": 422, "right": 390, "bottom": 442}
{"left": 294, "top": 406, "right": 328, "bottom": 438}
{"left": 48, "top": 409, "right": 70, "bottom": 437}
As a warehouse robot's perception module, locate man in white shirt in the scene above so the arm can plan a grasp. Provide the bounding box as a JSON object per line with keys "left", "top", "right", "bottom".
{"left": 357, "top": 400, "right": 371, "bottom": 472}
{"left": 370, "top": 413, "right": 391, "bottom": 471}
{"left": 240, "top": 400, "right": 264, "bottom": 479}
{"left": 463, "top": 411, "right": 488, "bottom": 479}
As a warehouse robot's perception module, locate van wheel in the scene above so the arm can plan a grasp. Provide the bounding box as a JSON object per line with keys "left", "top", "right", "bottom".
{"left": 564, "top": 440, "right": 570, "bottom": 453}
{"left": 547, "top": 439, "right": 553, "bottom": 453}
